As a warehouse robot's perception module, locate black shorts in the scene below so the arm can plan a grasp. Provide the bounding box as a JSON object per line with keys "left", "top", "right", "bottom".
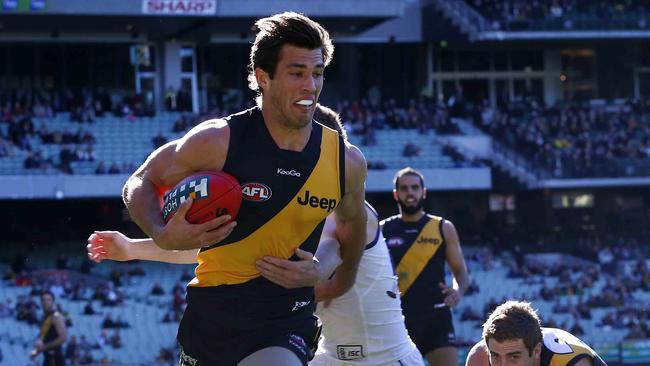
{"left": 405, "top": 306, "right": 457, "bottom": 356}
{"left": 177, "top": 284, "right": 320, "bottom": 366}
{"left": 43, "top": 349, "right": 65, "bottom": 366}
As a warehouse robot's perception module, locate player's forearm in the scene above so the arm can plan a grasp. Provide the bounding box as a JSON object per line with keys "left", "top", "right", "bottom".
{"left": 314, "top": 239, "right": 341, "bottom": 281}
{"left": 130, "top": 238, "right": 198, "bottom": 264}
{"left": 331, "top": 211, "right": 367, "bottom": 294}
{"left": 453, "top": 270, "right": 470, "bottom": 296}
{"left": 123, "top": 174, "right": 166, "bottom": 240}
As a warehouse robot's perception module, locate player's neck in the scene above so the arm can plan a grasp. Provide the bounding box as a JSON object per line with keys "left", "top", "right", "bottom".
{"left": 261, "top": 104, "right": 312, "bottom": 152}
{"left": 400, "top": 210, "right": 425, "bottom": 222}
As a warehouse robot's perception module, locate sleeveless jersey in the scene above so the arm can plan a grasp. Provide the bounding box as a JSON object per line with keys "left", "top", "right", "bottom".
{"left": 540, "top": 328, "right": 607, "bottom": 366}
{"left": 315, "top": 203, "right": 418, "bottom": 364}
{"left": 40, "top": 311, "right": 63, "bottom": 356}
{"left": 190, "top": 107, "right": 345, "bottom": 297}
{"left": 381, "top": 214, "right": 446, "bottom": 319}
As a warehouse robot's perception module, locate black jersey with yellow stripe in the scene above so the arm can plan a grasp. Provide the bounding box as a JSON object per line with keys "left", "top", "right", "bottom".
{"left": 381, "top": 214, "right": 446, "bottom": 318}
{"left": 190, "top": 107, "right": 345, "bottom": 295}
{"left": 540, "top": 328, "right": 607, "bottom": 366}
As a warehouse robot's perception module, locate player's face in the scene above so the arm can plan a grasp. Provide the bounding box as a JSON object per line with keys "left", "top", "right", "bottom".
{"left": 487, "top": 338, "right": 541, "bottom": 366}
{"left": 394, "top": 174, "right": 425, "bottom": 215}
{"left": 262, "top": 44, "right": 324, "bottom": 129}
{"left": 41, "top": 294, "right": 54, "bottom": 312}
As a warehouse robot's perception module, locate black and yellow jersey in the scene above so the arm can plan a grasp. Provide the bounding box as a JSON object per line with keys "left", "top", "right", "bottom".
{"left": 381, "top": 214, "right": 446, "bottom": 319}
{"left": 540, "top": 328, "right": 607, "bottom": 366}
{"left": 190, "top": 107, "right": 345, "bottom": 295}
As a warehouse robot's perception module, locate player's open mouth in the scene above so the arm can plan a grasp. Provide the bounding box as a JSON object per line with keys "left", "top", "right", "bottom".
{"left": 294, "top": 99, "right": 314, "bottom": 112}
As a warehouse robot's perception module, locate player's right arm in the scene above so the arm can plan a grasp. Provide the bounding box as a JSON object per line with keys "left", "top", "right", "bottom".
{"left": 87, "top": 231, "right": 198, "bottom": 264}
{"left": 465, "top": 340, "right": 489, "bottom": 366}
{"left": 122, "top": 120, "right": 236, "bottom": 250}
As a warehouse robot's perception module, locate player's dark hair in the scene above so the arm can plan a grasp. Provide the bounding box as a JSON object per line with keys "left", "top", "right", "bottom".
{"left": 314, "top": 103, "right": 347, "bottom": 141}
{"left": 393, "top": 167, "right": 425, "bottom": 191}
{"left": 41, "top": 290, "right": 55, "bottom": 301}
{"left": 247, "top": 12, "right": 334, "bottom": 95}
{"left": 482, "top": 301, "right": 543, "bottom": 357}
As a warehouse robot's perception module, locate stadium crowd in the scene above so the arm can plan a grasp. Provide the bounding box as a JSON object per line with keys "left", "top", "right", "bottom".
{"left": 474, "top": 98, "right": 650, "bottom": 177}
{"left": 467, "top": 0, "right": 650, "bottom": 30}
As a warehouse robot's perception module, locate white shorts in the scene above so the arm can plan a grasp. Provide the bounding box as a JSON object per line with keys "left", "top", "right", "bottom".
{"left": 309, "top": 347, "right": 424, "bottom": 366}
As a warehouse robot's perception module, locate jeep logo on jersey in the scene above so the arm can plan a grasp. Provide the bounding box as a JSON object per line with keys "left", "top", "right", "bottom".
{"left": 277, "top": 168, "right": 301, "bottom": 177}
{"left": 386, "top": 237, "right": 404, "bottom": 247}
{"left": 416, "top": 236, "right": 440, "bottom": 245}
{"left": 241, "top": 183, "right": 272, "bottom": 202}
{"left": 162, "top": 177, "right": 209, "bottom": 220}
{"left": 297, "top": 190, "right": 337, "bottom": 212}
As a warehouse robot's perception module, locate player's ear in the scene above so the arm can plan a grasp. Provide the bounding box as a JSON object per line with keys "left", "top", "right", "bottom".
{"left": 392, "top": 189, "right": 398, "bottom": 201}
{"left": 533, "top": 342, "right": 542, "bottom": 359}
{"left": 255, "top": 68, "right": 270, "bottom": 91}
{"left": 422, "top": 187, "right": 427, "bottom": 199}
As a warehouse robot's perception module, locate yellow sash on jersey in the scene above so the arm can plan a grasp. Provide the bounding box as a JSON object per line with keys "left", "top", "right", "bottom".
{"left": 395, "top": 216, "right": 443, "bottom": 296}
{"left": 39, "top": 313, "right": 54, "bottom": 340}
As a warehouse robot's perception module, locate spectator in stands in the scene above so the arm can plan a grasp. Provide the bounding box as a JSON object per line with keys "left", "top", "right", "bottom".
{"left": 0, "top": 136, "right": 15, "bottom": 157}
{"left": 110, "top": 330, "right": 122, "bottom": 348}
{"left": 173, "top": 113, "right": 189, "bottom": 133}
{"left": 402, "top": 142, "right": 421, "bottom": 157}
{"left": 101, "top": 314, "right": 116, "bottom": 329}
{"left": 152, "top": 132, "right": 167, "bottom": 148}
{"left": 95, "top": 161, "right": 107, "bottom": 174}
{"left": 0, "top": 299, "right": 13, "bottom": 318}
{"left": 83, "top": 302, "right": 97, "bottom": 316}
{"left": 151, "top": 282, "right": 165, "bottom": 295}
{"left": 165, "top": 86, "right": 178, "bottom": 111}
{"left": 108, "top": 162, "right": 121, "bottom": 174}
{"left": 158, "top": 347, "right": 175, "bottom": 363}
{"left": 65, "top": 335, "right": 79, "bottom": 364}
{"left": 79, "top": 349, "right": 94, "bottom": 365}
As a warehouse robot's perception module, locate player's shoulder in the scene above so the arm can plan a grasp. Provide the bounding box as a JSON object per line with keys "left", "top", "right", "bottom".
{"left": 187, "top": 106, "right": 258, "bottom": 139}
{"left": 542, "top": 327, "right": 601, "bottom": 365}
{"left": 466, "top": 340, "right": 489, "bottom": 366}
{"left": 342, "top": 141, "right": 366, "bottom": 174}
{"left": 341, "top": 140, "right": 367, "bottom": 194}
{"left": 182, "top": 117, "right": 229, "bottom": 145}
{"left": 380, "top": 214, "right": 402, "bottom": 227}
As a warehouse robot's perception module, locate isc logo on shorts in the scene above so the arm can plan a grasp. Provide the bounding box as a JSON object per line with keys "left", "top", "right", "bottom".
{"left": 337, "top": 345, "right": 364, "bottom": 360}
{"left": 241, "top": 183, "right": 272, "bottom": 202}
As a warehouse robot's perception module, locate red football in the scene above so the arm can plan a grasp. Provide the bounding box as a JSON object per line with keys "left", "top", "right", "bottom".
{"left": 161, "top": 171, "right": 242, "bottom": 224}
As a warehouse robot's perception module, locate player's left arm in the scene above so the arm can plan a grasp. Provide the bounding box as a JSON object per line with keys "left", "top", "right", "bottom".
{"left": 87, "top": 231, "right": 198, "bottom": 264}
{"left": 42, "top": 313, "right": 67, "bottom": 351}
{"left": 440, "top": 219, "right": 470, "bottom": 307}
{"left": 315, "top": 143, "right": 367, "bottom": 301}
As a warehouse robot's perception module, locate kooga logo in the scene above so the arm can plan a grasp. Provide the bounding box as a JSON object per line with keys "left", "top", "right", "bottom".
{"left": 277, "top": 168, "right": 301, "bottom": 177}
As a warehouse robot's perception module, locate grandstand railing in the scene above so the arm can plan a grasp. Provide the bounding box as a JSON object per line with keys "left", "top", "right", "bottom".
{"left": 431, "top": 0, "right": 488, "bottom": 41}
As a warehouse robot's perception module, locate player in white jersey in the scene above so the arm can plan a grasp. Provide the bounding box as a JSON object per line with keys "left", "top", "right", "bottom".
{"left": 308, "top": 202, "right": 423, "bottom": 366}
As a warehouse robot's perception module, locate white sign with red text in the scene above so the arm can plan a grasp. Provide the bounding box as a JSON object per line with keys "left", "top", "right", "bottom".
{"left": 143, "top": 0, "right": 216, "bottom": 16}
